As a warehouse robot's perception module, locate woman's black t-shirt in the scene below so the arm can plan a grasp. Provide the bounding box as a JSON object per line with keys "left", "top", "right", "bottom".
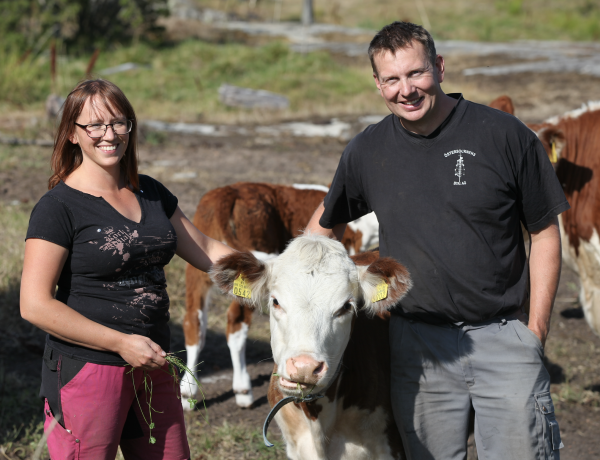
{"left": 26, "top": 175, "right": 179, "bottom": 365}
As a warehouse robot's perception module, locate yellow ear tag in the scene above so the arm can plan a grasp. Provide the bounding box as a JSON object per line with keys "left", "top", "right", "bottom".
{"left": 550, "top": 141, "right": 558, "bottom": 163}
{"left": 371, "top": 280, "right": 388, "bottom": 302}
{"left": 233, "top": 274, "right": 252, "bottom": 299}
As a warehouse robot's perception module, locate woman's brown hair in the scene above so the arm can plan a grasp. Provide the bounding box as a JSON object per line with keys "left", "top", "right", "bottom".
{"left": 49, "top": 79, "right": 139, "bottom": 191}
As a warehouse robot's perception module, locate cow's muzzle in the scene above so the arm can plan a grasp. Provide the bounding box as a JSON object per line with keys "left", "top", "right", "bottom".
{"left": 285, "top": 355, "right": 328, "bottom": 386}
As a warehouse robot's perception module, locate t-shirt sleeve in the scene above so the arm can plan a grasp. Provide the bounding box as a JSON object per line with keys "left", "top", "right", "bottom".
{"left": 320, "top": 140, "right": 372, "bottom": 229}
{"left": 25, "top": 196, "right": 75, "bottom": 249}
{"left": 518, "top": 137, "right": 570, "bottom": 232}
{"left": 140, "top": 175, "right": 179, "bottom": 219}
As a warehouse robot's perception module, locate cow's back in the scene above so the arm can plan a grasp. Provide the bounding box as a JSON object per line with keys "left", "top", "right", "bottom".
{"left": 192, "top": 182, "right": 291, "bottom": 253}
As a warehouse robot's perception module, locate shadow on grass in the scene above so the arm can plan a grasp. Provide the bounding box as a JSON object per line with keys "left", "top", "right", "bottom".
{"left": 0, "top": 280, "right": 47, "bottom": 456}
{"left": 544, "top": 356, "right": 565, "bottom": 384}
{"left": 170, "top": 326, "right": 273, "bottom": 378}
{"left": 560, "top": 307, "right": 585, "bottom": 319}
{"left": 200, "top": 374, "right": 272, "bottom": 410}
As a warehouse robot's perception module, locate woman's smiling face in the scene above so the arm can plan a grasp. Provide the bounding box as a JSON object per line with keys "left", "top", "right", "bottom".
{"left": 70, "top": 96, "right": 129, "bottom": 172}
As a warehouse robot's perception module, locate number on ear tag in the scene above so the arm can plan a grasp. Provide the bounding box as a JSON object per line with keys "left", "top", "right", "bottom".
{"left": 233, "top": 274, "right": 252, "bottom": 299}
{"left": 372, "top": 280, "right": 388, "bottom": 302}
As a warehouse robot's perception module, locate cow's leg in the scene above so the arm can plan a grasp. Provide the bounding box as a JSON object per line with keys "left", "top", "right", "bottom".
{"left": 180, "top": 266, "right": 211, "bottom": 406}
{"left": 226, "top": 300, "right": 254, "bottom": 408}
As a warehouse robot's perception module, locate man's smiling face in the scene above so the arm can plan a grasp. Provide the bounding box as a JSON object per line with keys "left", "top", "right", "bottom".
{"left": 373, "top": 41, "right": 446, "bottom": 134}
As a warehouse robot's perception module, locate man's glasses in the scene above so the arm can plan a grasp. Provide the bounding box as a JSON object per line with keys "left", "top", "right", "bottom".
{"left": 74, "top": 120, "right": 133, "bottom": 139}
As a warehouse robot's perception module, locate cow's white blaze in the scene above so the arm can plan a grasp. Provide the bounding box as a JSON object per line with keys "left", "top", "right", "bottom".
{"left": 268, "top": 237, "right": 359, "bottom": 395}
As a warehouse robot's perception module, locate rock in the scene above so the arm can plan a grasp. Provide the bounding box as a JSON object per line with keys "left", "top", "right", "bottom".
{"left": 218, "top": 84, "right": 289, "bottom": 110}
{"left": 46, "top": 94, "right": 65, "bottom": 120}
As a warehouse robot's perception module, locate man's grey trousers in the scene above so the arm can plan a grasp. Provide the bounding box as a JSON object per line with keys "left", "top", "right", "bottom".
{"left": 390, "top": 312, "right": 563, "bottom": 460}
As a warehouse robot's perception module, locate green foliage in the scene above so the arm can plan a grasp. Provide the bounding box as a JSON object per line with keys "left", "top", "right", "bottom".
{"left": 0, "top": 0, "right": 168, "bottom": 56}
{"left": 0, "top": 39, "right": 377, "bottom": 122}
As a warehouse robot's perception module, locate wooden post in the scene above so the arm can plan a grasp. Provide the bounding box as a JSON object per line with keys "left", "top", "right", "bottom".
{"left": 50, "top": 40, "right": 56, "bottom": 94}
{"left": 86, "top": 49, "right": 101, "bottom": 78}
{"left": 301, "top": 0, "right": 313, "bottom": 25}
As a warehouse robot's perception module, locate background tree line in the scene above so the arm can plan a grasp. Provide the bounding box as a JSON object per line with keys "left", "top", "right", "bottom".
{"left": 0, "top": 0, "right": 169, "bottom": 56}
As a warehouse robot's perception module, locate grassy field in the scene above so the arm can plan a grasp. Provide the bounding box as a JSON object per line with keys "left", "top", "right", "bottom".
{"left": 1, "top": 0, "right": 599, "bottom": 128}
{"left": 194, "top": 0, "right": 600, "bottom": 41}
{"left": 0, "top": 40, "right": 378, "bottom": 126}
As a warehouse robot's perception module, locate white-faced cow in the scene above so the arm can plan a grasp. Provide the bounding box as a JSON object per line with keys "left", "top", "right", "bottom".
{"left": 181, "top": 183, "right": 378, "bottom": 407}
{"left": 210, "top": 235, "right": 412, "bottom": 459}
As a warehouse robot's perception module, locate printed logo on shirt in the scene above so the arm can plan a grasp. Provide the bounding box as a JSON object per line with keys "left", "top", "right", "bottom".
{"left": 443, "top": 149, "right": 476, "bottom": 185}
{"left": 116, "top": 274, "right": 151, "bottom": 288}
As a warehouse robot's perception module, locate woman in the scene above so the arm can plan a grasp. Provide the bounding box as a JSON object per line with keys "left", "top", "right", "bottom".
{"left": 20, "top": 79, "right": 234, "bottom": 459}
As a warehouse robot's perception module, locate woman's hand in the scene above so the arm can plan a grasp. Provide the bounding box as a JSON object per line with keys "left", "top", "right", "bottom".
{"left": 116, "top": 334, "right": 167, "bottom": 370}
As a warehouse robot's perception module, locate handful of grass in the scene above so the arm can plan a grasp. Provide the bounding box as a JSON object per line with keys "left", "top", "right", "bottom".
{"left": 128, "top": 351, "right": 207, "bottom": 444}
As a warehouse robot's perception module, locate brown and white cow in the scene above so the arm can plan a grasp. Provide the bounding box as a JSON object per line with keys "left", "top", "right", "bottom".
{"left": 487, "top": 95, "right": 600, "bottom": 336}
{"left": 210, "top": 235, "right": 412, "bottom": 459}
{"left": 528, "top": 101, "right": 600, "bottom": 336}
{"left": 181, "top": 183, "right": 374, "bottom": 406}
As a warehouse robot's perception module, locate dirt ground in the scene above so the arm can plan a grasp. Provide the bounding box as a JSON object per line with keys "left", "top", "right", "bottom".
{"left": 2, "top": 52, "right": 600, "bottom": 459}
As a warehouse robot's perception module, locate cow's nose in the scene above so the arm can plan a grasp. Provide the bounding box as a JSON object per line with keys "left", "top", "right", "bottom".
{"left": 286, "top": 355, "right": 328, "bottom": 384}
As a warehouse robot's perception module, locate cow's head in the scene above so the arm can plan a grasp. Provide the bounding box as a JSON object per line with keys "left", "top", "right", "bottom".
{"left": 210, "top": 234, "right": 411, "bottom": 398}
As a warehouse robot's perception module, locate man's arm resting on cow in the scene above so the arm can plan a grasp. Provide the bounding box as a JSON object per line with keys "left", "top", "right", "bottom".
{"left": 528, "top": 216, "right": 562, "bottom": 347}
{"left": 306, "top": 202, "right": 347, "bottom": 241}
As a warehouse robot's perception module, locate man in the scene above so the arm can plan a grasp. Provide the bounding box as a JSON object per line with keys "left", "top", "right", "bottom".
{"left": 307, "top": 21, "right": 568, "bottom": 460}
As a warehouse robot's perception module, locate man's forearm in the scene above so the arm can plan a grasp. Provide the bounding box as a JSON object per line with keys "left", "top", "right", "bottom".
{"left": 528, "top": 217, "right": 562, "bottom": 347}
{"left": 306, "top": 202, "right": 347, "bottom": 241}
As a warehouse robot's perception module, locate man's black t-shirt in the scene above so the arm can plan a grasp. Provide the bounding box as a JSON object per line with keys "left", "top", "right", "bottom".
{"left": 320, "top": 94, "right": 570, "bottom": 324}
{"left": 26, "top": 175, "right": 179, "bottom": 364}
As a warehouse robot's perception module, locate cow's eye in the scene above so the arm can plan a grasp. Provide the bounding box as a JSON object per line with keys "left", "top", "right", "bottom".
{"left": 335, "top": 301, "right": 353, "bottom": 317}
{"left": 272, "top": 298, "right": 280, "bottom": 308}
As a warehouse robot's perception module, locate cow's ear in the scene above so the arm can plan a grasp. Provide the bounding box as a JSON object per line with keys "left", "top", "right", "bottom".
{"left": 355, "top": 256, "right": 412, "bottom": 315}
{"left": 210, "top": 252, "right": 271, "bottom": 308}
{"left": 537, "top": 126, "right": 565, "bottom": 163}
{"left": 488, "top": 95, "right": 514, "bottom": 115}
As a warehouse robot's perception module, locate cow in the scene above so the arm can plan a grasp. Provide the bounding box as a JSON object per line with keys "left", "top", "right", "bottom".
{"left": 486, "top": 95, "right": 600, "bottom": 336}
{"left": 528, "top": 101, "right": 600, "bottom": 336}
{"left": 181, "top": 182, "right": 379, "bottom": 407}
{"left": 488, "top": 95, "right": 515, "bottom": 115}
{"left": 210, "top": 234, "right": 412, "bottom": 459}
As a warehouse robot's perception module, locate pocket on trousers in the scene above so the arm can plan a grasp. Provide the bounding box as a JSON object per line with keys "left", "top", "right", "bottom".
{"left": 535, "top": 392, "right": 564, "bottom": 456}
{"left": 44, "top": 398, "right": 81, "bottom": 460}
{"left": 512, "top": 318, "right": 544, "bottom": 350}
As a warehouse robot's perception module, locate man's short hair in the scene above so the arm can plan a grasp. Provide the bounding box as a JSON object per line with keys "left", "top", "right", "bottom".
{"left": 368, "top": 21, "right": 437, "bottom": 76}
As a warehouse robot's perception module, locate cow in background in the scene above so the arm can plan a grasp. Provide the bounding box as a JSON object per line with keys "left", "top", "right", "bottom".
{"left": 488, "top": 95, "right": 515, "bottom": 115}
{"left": 492, "top": 95, "right": 600, "bottom": 336}
{"left": 530, "top": 101, "right": 600, "bottom": 336}
{"left": 211, "top": 235, "right": 412, "bottom": 459}
{"left": 181, "top": 182, "right": 376, "bottom": 407}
